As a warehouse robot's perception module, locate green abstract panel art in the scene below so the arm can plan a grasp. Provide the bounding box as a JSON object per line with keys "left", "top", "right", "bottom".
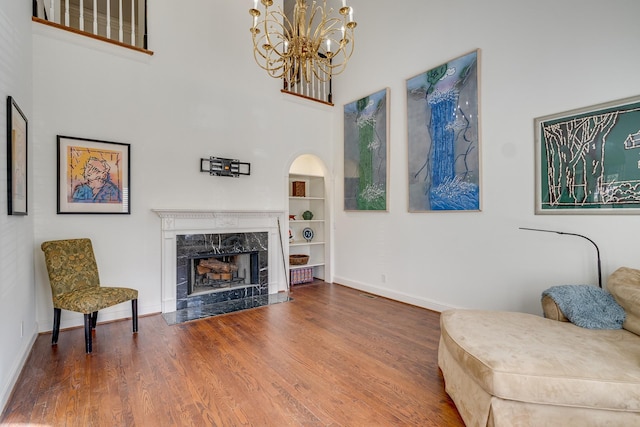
{"left": 343, "top": 88, "right": 389, "bottom": 211}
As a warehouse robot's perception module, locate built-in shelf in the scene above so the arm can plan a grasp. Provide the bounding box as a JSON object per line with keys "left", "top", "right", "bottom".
{"left": 290, "top": 262, "right": 324, "bottom": 270}
{"left": 288, "top": 174, "right": 326, "bottom": 284}
{"left": 289, "top": 241, "right": 325, "bottom": 246}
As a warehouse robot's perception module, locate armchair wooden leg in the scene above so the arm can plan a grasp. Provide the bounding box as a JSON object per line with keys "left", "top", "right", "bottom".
{"left": 84, "top": 313, "right": 93, "bottom": 354}
{"left": 52, "top": 308, "right": 61, "bottom": 345}
{"left": 132, "top": 299, "right": 138, "bottom": 333}
{"left": 91, "top": 311, "right": 98, "bottom": 329}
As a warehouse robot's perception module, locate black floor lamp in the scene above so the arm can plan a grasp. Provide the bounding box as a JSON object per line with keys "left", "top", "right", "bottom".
{"left": 519, "top": 227, "right": 602, "bottom": 288}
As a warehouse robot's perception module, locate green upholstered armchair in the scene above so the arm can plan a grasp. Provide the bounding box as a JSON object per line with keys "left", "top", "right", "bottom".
{"left": 41, "top": 238, "right": 138, "bottom": 353}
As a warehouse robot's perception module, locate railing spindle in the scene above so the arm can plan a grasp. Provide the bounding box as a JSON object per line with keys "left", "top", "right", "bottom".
{"left": 78, "top": 0, "right": 84, "bottom": 30}
{"left": 48, "top": 0, "right": 55, "bottom": 23}
{"left": 92, "top": 0, "right": 97, "bottom": 35}
{"left": 131, "top": 0, "right": 136, "bottom": 45}
{"left": 118, "top": 0, "right": 123, "bottom": 42}
{"left": 64, "top": 0, "right": 69, "bottom": 26}
{"left": 106, "top": 0, "right": 111, "bottom": 39}
{"left": 310, "top": 75, "right": 314, "bottom": 98}
{"left": 35, "top": 0, "right": 44, "bottom": 21}
{"left": 312, "top": 66, "right": 317, "bottom": 99}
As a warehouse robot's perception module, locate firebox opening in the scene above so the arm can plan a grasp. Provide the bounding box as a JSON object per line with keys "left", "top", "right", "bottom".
{"left": 188, "top": 251, "right": 259, "bottom": 296}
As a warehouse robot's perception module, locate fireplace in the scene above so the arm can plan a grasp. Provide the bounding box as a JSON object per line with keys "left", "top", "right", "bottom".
{"left": 176, "top": 232, "right": 268, "bottom": 309}
{"left": 189, "top": 252, "right": 259, "bottom": 295}
{"left": 153, "top": 209, "right": 286, "bottom": 313}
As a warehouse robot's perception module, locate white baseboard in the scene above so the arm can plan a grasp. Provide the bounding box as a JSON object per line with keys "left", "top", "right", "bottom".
{"left": 332, "top": 276, "right": 458, "bottom": 313}
{"left": 0, "top": 324, "right": 38, "bottom": 414}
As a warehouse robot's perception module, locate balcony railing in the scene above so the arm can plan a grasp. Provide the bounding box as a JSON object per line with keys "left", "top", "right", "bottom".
{"left": 32, "top": 0, "right": 149, "bottom": 53}
{"left": 281, "top": 57, "right": 333, "bottom": 106}
{"left": 282, "top": 76, "right": 333, "bottom": 106}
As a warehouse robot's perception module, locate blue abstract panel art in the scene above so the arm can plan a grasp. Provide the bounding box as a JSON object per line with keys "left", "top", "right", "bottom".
{"left": 407, "top": 50, "right": 481, "bottom": 212}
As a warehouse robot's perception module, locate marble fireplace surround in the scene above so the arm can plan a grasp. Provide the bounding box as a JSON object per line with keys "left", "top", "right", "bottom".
{"left": 153, "top": 209, "right": 286, "bottom": 313}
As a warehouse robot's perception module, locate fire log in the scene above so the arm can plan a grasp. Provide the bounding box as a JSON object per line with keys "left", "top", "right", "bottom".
{"left": 197, "top": 264, "right": 211, "bottom": 275}
{"left": 200, "top": 257, "right": 239, "bottom": 273}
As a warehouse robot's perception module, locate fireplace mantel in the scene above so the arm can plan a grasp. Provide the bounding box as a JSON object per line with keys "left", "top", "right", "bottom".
{"left": 153, "top": 209, "right": 286, "bottom": 313}
{"left": 153, "top": 208, "right": 284, "bottom": 217}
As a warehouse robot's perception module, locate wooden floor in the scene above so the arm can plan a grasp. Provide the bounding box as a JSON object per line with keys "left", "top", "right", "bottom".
{"left": 1, "top": 282, "right": 464, "bottom": 426}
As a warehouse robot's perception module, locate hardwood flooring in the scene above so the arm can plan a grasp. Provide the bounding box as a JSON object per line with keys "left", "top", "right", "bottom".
{"left": 1, "top": 282, "right": 464, "bottom": 426}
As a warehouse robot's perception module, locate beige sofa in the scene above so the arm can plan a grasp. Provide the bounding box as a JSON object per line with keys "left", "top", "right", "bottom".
{"left": 438, "top": 267, "right": 640, "bottom": 426}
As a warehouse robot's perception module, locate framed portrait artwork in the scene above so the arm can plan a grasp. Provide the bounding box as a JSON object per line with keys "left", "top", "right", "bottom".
{"left": 57, "top": 135, "right": 130, "bottom": 214}
{"left": 535, "top": 95, "right": 640, "bottom": 214}
{"left": 6, "top": 96, "right": 28, "bottom": 215}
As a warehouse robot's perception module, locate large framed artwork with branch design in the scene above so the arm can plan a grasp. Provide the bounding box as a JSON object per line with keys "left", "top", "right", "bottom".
{"left": 535, "top": 95, "right": 640, "bottom": 214}
{"left": 406, "top": 49, "right": 481, "bottom": 212}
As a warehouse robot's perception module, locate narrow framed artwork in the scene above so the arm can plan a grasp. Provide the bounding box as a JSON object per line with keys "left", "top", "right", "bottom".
{"left": 343, "top": 87, "right": 389, "bottom": 211}
{"left": 406, "top": 49, "right": 481, "bottom": 212}
{"left": 57, "top": 135, "right": 130, "bottom": 214}
{"left": 535, "top": 95, "right": 640, "bottom": 214}
{"left": 6, "top": 96, "right": 28, "bottom": 215}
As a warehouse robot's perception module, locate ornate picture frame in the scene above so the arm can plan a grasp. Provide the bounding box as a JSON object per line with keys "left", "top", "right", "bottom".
{"left": 57, "top": 135, "right": 131, "bottom": 214}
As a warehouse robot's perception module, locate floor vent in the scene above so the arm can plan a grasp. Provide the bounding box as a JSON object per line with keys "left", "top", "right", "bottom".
{"left": 360, "top": 293, "right": 377, "bottom": 299}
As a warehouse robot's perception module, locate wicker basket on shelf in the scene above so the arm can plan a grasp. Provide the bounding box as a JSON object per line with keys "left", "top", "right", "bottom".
{"left": 289, "top": 254, "right": 309, "bottom": 265}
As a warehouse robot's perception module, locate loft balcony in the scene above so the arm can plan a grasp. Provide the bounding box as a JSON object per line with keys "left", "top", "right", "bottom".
{"left": 32, "top": 0, "right": 152, "bottom": 55}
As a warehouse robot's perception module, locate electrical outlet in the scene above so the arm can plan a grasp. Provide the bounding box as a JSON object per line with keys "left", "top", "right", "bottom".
{"left": 381, "top": 274, "right": 386, "bottom": 283}
{"left": 20, "top": 321, "right": 24, "bottom": 338}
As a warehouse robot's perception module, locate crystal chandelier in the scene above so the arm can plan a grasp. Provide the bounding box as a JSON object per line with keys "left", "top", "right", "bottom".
{"left": 249, "top": 0, "right": 357, "bottom": 84}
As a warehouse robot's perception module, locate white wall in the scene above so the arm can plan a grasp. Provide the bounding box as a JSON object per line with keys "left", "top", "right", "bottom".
{"left": 31, "top": 0, "right": 334, "bottom": 331}
{"left": 23, "top": 0, "right": 640, "bottom": 345}
{"left": 332, "top": 0, "right": 640, "bottom": 314}
{"left": 0, "top": 0, "right": 36, "bottom": 409}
